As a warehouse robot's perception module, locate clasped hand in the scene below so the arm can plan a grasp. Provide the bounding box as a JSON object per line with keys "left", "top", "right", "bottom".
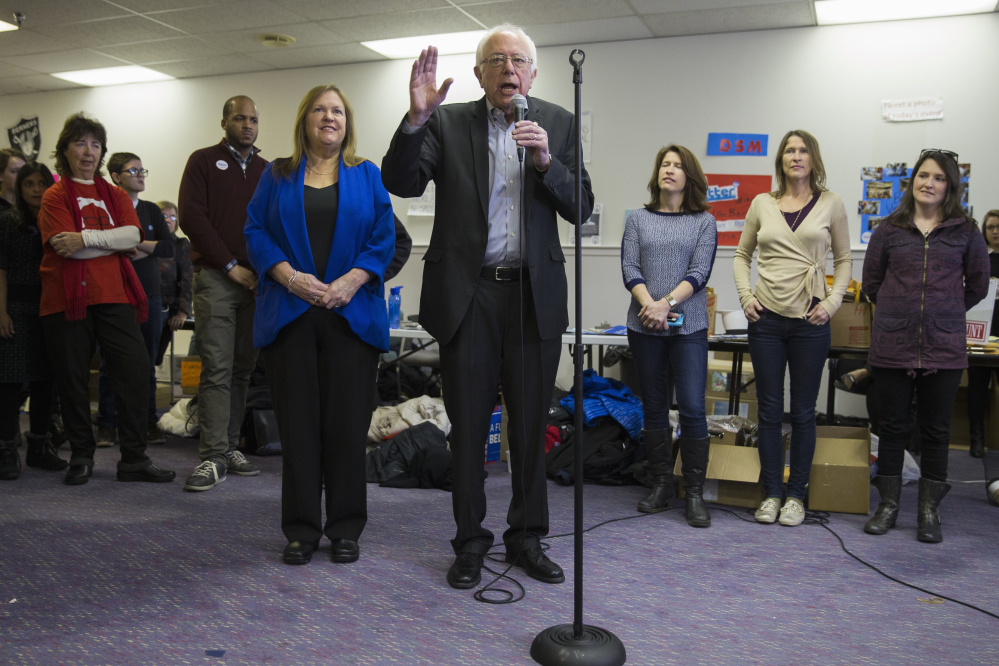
{"left": 289, "top": 272, "right": 360, "bottom": 309}
{"left": 639, "top": 299, "right": 672, "bottom": 331}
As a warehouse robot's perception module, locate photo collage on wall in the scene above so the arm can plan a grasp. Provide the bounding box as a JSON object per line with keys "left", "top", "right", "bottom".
{"left": 859, "top": 162, "right": 972, "bottom": 244}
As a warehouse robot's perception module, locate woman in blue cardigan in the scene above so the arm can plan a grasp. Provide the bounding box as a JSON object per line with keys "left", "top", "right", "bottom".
{"left": 245, "top": 84, "right": 394, "bottom": 566}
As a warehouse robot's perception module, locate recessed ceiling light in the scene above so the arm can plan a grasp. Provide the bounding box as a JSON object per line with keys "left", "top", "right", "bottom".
{"left": 257, "top": 33, "right": 296, "bottom": 48}
{"left": 361, "top": 30, "right": 487, "bottom": 59}
{"left": 51, "top": 65, "right": 175, "bottom": 87}
{"left": 815, "top": 0, "right": 997, "bottom": 25}
{"left": 0, "top": 20, "right": 18, "bottom": 32}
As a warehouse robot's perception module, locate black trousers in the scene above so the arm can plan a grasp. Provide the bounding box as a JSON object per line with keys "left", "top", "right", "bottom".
{"left": 440, "top": 277, "right": 561, "bottom": 556}
{"left": 873, "top": 367, "right": 963, "bottom": 482}
{"left": 262, "top": 309, "right": 377, "bottom": 545}
{"left": 967, "top": 366, "right": 997, "bottom": 428}
{"left": 0, "top": 380, "right": 55, "bottom": 441}
{"left": 42, "top": 305, "right": 150, "bottom": 470}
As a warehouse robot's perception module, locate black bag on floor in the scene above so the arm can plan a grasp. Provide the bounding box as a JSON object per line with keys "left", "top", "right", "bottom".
{"left": 545, "top": 417, "right": 641, "bottom": 486}
{"left": 240, "top": 383, "right": 281, "bottom": 455}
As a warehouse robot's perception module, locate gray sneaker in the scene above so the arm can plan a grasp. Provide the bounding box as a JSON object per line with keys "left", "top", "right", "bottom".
{"left": 94, "top": 426, "right": 118, "bottom": 448}
{"left": 224, "top": 450, "right": 260, "bottom": 476}
{"left": 184, "top": 460, "right": 226, "bottom": 491}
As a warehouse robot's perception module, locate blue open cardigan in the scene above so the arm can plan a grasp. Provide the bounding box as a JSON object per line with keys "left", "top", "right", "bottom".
{"left": 244, "top": 156, "right": 395, "bottom": 351}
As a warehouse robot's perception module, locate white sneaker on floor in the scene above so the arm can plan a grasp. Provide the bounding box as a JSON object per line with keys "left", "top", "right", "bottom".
{"left": 778, "top": 498, "right": 806, "bottom": 526}
{"left": 755, "top": 497, "right": 781, "bottom": 524}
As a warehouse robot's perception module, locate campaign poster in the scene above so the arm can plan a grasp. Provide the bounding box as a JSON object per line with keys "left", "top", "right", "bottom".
{"left": 705, "top": 174, "right": 772, "bottom": 246}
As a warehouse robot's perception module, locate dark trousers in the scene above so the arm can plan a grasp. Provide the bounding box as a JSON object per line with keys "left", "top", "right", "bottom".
{"left": 873, "top": 367, "right": 963, "bottom": 482}
{"left": 439, "top": 277, "right": 561, "bottom": 556}
{"left": 262, "top": 309, "right": 377, "bottom": 545}
{"left": 628, "top": 328, "right": 708, "bottom": 437}
{"left": 42, "top": 305, "right": 150, "bottom": 470}
{"left": 0, "top": 380, "right": 54, "bottom": 440}
{"left": 748, "top": 311, "right": 830, "bottom": 500}
{"left": 967, "top": 366, "right": 997, "bottom": 428}
{"left": 96, "top": 296, "right": 162, "bottom": 427}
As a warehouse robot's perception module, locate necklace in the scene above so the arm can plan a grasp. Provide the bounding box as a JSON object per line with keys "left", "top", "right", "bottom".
{"left": 781, "top": 193, "right": 811, "bottom": 231}
{"left": 306, "top": 162, "right": 337, "bottom": 176}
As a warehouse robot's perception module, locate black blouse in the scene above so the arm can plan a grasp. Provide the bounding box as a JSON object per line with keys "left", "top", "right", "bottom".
{"left": 304, "top": 183, "right": 338, "bottom": 280}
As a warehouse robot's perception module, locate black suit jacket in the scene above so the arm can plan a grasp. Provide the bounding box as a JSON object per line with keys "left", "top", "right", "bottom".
{"left": 381, "top": 95, "right": 594, "bottom": 345}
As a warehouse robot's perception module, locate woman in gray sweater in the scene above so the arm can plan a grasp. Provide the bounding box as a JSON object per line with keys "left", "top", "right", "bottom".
{"left": 621, "top": 143, "right": 717, "bottom": 527}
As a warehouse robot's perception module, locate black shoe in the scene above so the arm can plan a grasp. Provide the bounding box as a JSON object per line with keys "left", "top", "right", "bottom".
{"left": 679, "top": 436, "right": 712, "bottom": 527}
{"left": 0, "top": 438, "right": 20, "bottom": 480}
{"left": 117, "top": 463, "right": 176, "bottom": 483}
{"left": 637, "top": 428, "right": 674, "bottom": 513}
{"left": 184, "top": 460, "right": 226, "bottom": 491}
{"left": 283, "top": 540, "right": 316, "bottom": 565}
{"left": 25, "top": 432, "right": 68, "bottom": 471}
{"left": 147, "top": 422, "right": 166, "bottom": 445}
{"left": 505, "top": 547, "right": 565, "bottom": 584}
{"left": 446, "top": 552, "right": 483, "bottom": 589}
{"left": 864, "top": 475, "right": 902, "bottom": 535}
{"left": 330, "top": 538, "right": 359, "bottom": 563}
{"left": 917, "top": 477, "right": 951, "bottom": 543}
{"left": 65, "top": 463, "right": 93, "bottom": 485}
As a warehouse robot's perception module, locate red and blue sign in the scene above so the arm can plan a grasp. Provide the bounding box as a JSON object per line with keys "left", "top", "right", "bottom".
{"left": 707, "top": 133, "right": 768, "bottom": 156}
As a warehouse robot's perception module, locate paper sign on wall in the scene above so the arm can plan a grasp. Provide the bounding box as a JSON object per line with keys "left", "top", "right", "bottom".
{"left": 407, "top": 181, "right": 435, "bottom": 216}
{"left": 570, "top": 203, "right": 601, "bottom": 245}
{"left": 706, "top": 133, "right": 768, "bottom": 156}
{"left": 706, "top": 174, "right": 772, "bottom": 246}
{"left": 882, "top": 98, "right": 943, "bottom": 122}
{"left": 581, "top": 110, "right": 591, "bottom": 163}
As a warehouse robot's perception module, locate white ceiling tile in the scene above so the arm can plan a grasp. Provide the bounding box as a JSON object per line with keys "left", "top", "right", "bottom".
{"left": 632, "top": 0, "right": 790, "bottom": 12}
{"left": 0, "top": 62, "right": 39, "bottom": 79}
{"left": 33, "top": 16, "right": 185, "bottom": 48}
{"left": 270, "top": 0, "right": 449, "bottom": 22}
{"left": 0, "top": 29, "right": 68, "bottom": 58}
{"left": 153, "top": 1, "right": 312, "bottom": 34}
{"left": 11, "top": 74, "right": 87, "bottom": 91}
{"left": 112, "top": 0, "right": 237, "bottom": 11}
{"left": 320, "top": 9, "right": 481, "bottom": 42}
{"left": 249, "top": 42, "right": 385, "bottom": 68}
{"left": 525, "top": 16, "right": 653, "bottom": 48}
{"left": 3, "top": 49, "right": 128, "bottom": 74}
{"left": 464, "top": 0, "right": 636, "bottom": 27}
{"left": 641, "top": 1, "right": 814, "bottom": 36}
{"left": 210, "top": 22, "right": 352, "bottom": 53}
{"left": 0, "top": 0, "right": 130, "bottom": 27}
{"left": 145, "top": 54, "right": 275, "bottom": 78}
{"left": 95, "top": 37, "right": 230, "bottom": 63}
{"left": 0, "top": 78, "right": 39, "bottom": 95}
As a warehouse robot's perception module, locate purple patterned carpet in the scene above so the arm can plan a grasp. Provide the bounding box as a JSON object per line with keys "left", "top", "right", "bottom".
{"left": 2, "top": 436, "right": 998, "bottom": 666}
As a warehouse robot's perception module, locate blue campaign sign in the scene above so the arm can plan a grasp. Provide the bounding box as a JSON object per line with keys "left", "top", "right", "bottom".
{"left": 706, "top": 133, "right": 768, "bottom": 156}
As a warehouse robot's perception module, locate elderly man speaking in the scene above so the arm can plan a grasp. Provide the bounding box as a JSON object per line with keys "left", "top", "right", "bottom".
{"left": 382, "top": 23, "right": 593, "bottom": 590}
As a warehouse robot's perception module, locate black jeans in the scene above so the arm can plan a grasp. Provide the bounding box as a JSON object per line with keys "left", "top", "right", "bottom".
{"left": 96, "top": 296, "right": 162, "bottom": 426}
{"left": 42, "top": 305, "right": 151, "bottom": 470}
{"left": 872, "top": 367, "right": 963, "bottom": 482}
{"left": 0, "top": 380, "right": 54, "bottom": 441}
{"left": 262, "top": 309, "right": 377, "bottom": 546}
{"left": 967, "top": 366, "right": 997, "bottom": 429}
{"left": 627, "top": 328, "right": 708, "bottom": 437}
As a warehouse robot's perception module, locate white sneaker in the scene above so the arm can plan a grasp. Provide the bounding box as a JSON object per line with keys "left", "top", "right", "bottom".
{"left": 778, "top": 498, "right": 805, "bottom": 526}
{"left": 755, "top": 497, "right": 781, "bottom": 523}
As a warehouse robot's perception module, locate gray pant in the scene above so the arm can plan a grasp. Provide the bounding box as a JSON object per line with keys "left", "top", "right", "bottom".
{"left": 193, "top": 268, "right": 258, "bottom": 463}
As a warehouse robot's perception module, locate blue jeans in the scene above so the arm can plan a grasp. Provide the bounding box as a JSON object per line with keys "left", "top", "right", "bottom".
{"left": 747, "top": 311, "right": 830, "bottom": 500}
{"left": 97, "top": 296, "right": 162, "bottom": 427}
{"left": 627, "top": 328, "right": 708, "bottom": 438}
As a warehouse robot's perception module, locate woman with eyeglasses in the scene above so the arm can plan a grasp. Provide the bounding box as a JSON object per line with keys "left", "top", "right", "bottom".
{"left": 965, "top": 209, "right": 999, "bottom": 459}
{"left": 733, "top": 130, "right": 852, "bottom": 527}
{"left": 862, "top": 150, "right": 989, "bottom": 542}
{"left": 155, "top": 202, "right": 193, "bottom": 367}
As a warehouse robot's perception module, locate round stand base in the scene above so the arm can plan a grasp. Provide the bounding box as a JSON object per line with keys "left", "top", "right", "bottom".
{"left": 531, "top": 624, "right": 626, "bottom": 666}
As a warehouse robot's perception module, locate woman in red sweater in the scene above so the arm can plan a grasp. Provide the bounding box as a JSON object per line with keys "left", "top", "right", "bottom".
{"left": 38, "top": 113, "right": 175, "bottom": 486}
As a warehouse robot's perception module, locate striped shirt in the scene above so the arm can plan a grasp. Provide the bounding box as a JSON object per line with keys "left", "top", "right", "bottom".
{"left": 621, "top": 209, "right": 718, "bottom": 336}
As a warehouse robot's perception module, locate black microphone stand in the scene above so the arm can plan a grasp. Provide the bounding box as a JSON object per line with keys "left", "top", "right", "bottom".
{"left": 530, "top": 49, "right": 626, "bottom": 666}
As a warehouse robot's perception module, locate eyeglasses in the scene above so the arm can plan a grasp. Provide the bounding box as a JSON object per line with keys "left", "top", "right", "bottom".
{"left": 479, "top": 53, "right": 533, "bottom": 70}
{"left": 123, "top": 168, "right": 149, "bottom": 177}
{"left": 919, "top": 149, "right": 958, "bottom": 164}
{"left": 163, "top": 214, "right": 177, "bottom": 222}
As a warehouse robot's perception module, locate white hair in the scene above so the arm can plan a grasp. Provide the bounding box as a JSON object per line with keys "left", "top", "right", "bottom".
{"left": 475, "top": 23, "right": 537, "bottom": 74}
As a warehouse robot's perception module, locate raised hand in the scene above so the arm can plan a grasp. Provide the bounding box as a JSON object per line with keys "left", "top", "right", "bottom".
{"left": 408, "top": 46, "right": 453, "bottom": 128}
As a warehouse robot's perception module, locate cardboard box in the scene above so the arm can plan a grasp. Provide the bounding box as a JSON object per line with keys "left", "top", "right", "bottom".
{"left": 706, "top": 287, "right": 717, "bottom": 337}
{"left": 706, "top": 396, "right": 758, "bottom": 423}
{"left": 830, "top": 303, "right": 872, "bottom": 348}
{"left": 675, "top": 432, "right": 766, "bottom": 509}
{"left": 181, "top": 356, "right": 201, "bottom": 395}
{"left": 806, "top": 426, "right": 871, "bottom": 515}
{"left": 706, "top": 359, "right": 756, "bottom": 399}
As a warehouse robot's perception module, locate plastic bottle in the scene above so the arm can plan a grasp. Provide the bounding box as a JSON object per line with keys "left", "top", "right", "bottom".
{"left": 388, "top": 286, "right": 402, "bottom": 329}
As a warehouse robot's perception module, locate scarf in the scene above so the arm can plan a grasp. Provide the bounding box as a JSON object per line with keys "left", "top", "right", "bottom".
{"left": 61, "top": 177, "right": 148, "bottom": 323}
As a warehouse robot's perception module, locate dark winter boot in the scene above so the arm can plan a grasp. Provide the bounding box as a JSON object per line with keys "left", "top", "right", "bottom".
{"left": 25, "top": 432, "right": 68, "bottom": 471}
{"left": 637, "top": 428, "right": 674, "bottom": 513}
{"left": 969, "top": 422, "right": 985, "bottom": 459}
{"left": 679, "top": 436, "right": 711, "bottom": 527}
{"left": 864, "top": 475, "right": 902, "bottom": 535}
{"left": 0, "top": 438, "right": 21, "bottom": 480}
{"left": 916, "top": 477, "right": 951, "bottom": 543}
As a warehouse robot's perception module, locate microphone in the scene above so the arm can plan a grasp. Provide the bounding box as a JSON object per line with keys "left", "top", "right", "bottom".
{"left": 511, "top": 94, "right": 527, "bottom": 162}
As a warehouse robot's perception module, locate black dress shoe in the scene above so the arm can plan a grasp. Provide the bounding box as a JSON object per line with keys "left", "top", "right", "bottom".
{"left": 64, "top": 463, "right": 93, "bottom": 485}
{"left": 330, "top": 538, "right": 359, "bottom": 563}
{"left": 283, "top": 540, "right": 316, "bottom": 565}
{"left": 505, "top": 547, "right": 565, "bottom": 584}
{"left": 117, "top": 464, "right": 176, "bottom": 483}
{"left": 447, "top": 552, "right": 483, "bottom": 589}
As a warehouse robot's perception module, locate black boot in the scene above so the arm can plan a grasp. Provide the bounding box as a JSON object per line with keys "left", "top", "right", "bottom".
{"left": 0, "top": 438, "right": 21, "bottom": 480}
{"left": 969, "top": 422, "right": 985, "bottom": 459}
{"left": 637, "top": 428, "right": 674, "bottom": 513}
{"left": 916, "top": 477, "right": 951, "bottom": 543}
{"left": 864, "top": 475, "right": 901, "bottom": 535}
{"left": 25, "top": 432, "right": 68, "bottom": 471}
{"left": 679, "top": 436, "right": 711, "bottom": 527}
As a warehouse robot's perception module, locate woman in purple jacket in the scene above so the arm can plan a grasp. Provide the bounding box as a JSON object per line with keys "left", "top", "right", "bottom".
{"left": 862, "top": 150, "right": 989, "bottom": 543}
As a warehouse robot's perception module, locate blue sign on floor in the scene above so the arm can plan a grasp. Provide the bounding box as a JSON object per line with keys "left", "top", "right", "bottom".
{"left": 707, "top": 133, "right": 768, "bottom": 156}
{"left": 485, "top": 405, "right": 502, "bottom": 463}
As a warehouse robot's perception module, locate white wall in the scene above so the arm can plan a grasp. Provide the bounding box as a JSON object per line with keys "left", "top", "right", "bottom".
{"left": 5, "top": 13, "right": 997, "bottom": 410}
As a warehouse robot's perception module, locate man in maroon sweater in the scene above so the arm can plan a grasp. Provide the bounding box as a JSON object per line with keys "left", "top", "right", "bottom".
{"left": 178, "top": 96, "right": 267, "bottom": 491}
